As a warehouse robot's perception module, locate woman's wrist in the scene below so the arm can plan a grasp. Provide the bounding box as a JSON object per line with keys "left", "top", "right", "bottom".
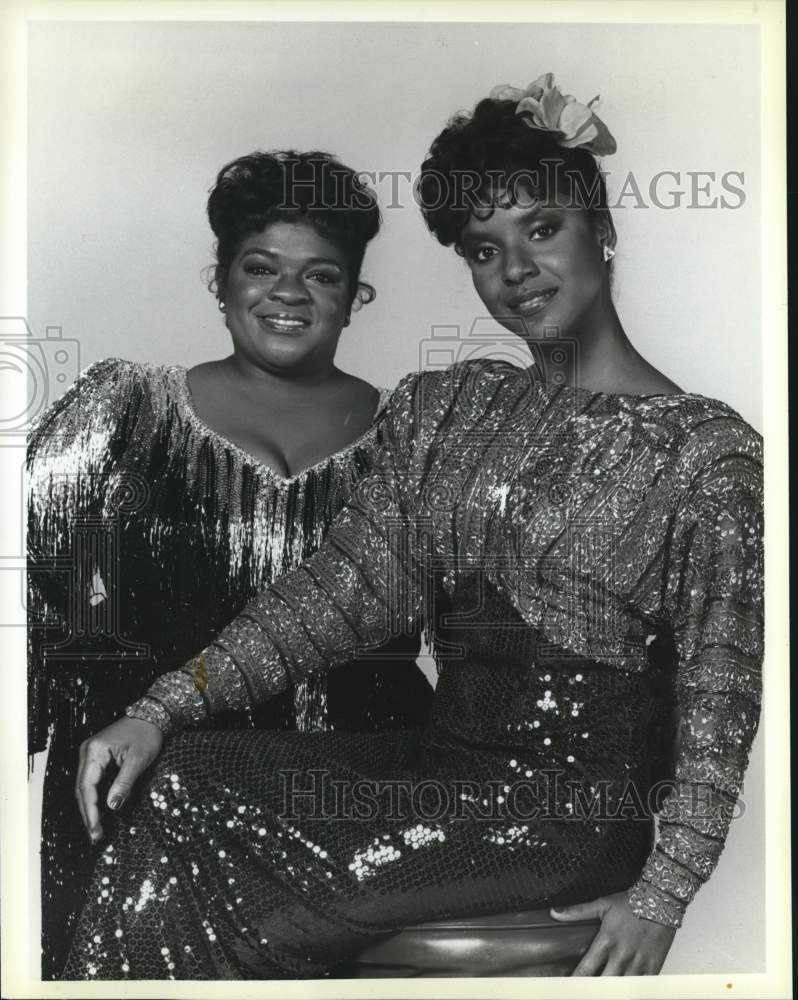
{"left": 125, "top": 696, "right": 177, "bottom": 737}
{"left": 627, "top": 880, "right": 686, "bottom": 929}
{"left": 126, "top": 665, "right": 209, "bottom": 734}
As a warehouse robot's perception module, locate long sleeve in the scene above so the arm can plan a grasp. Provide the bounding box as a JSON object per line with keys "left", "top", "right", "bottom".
{"left": 27, "top": 358, "right": 145, "bottom": 754}
{"left": 628, "top": 442, "right": 764, "bottom": 927}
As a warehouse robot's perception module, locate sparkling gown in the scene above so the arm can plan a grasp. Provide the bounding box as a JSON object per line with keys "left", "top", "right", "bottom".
{"left": 63, "top": 360, "right": 764, "bottom": 980}
{"left": 27, "top": 358, "right": 432, "bottom": 979}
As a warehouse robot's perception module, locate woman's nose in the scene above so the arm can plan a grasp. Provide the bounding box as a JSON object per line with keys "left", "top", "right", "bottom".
{"left": 502, "top": 248, "right": 540, "bottom": 286}
{"left": 268, "top": 274, "right": 311, "bottom": 304}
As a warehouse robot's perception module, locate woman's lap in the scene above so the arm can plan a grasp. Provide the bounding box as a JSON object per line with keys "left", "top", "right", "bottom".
{"left": 63, "top": 728, "right": 652, "bottom": 979}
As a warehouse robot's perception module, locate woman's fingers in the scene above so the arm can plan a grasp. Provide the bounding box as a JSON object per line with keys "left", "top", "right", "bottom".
{"left": 106, "top": 751, "right": 148, "bottom": 811}
{"left": 600, "top": 952, "right": 631, "bottom": 976}
{"left": 74, "top": 717, "right": 165, "bottom": 840}
{"left": 77, "top": 746, "right": 110, "bottom": 842}
{"left": 571, "top": 936, "right": 608, "bottom": 976}
{"left": 551, "top": 898, "right": 607, "bottom": 921}
{"left": 74, "top": 740, "right": 91, "bottom": 840}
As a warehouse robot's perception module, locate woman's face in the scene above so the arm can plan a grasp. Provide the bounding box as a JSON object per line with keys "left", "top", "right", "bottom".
{"left": 460, "top": 187, "right": 610, "bottom": 343}
{"left": 223, "top": 219, "right": 351, "bottom": 376}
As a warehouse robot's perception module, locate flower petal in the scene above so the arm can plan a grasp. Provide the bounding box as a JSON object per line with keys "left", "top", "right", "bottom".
{"left": 558, "top": 100, "right": 594, "bottom": 140}
{"left": 515, "top": 96, "right": 547, "bottom": 128}
{"left": 490, "top": 84, "right": 527, "bottom": 102}
{"left": 560, "top": 122, "right": 598, "bottom": 148}
{"left": 584, "top": 113, "right": 617, "bottom": 155}
{"left": 539, "top": 86, "right": 569, "bottom": 129}
{"left": 530, "top": 72, "right": 555, "bottom": 92}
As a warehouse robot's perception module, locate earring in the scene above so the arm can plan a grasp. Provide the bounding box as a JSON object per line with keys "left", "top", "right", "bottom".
{"left": 602, "top": 245, "right": 616, "bottom": 263}
{"left": 218, "top": 300, "right": 226, "bottom": 313}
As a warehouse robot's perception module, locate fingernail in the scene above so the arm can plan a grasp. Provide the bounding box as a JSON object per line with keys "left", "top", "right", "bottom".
{"left": 109, "top": 796, "right": 122, "bottom": 810}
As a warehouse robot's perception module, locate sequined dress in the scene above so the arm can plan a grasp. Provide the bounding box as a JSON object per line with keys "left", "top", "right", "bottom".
{"left": 27, "top": 358, "right": 431, "bottom": 979}
{"left": 63, "top": 361, "right": 763, "bottom": 980}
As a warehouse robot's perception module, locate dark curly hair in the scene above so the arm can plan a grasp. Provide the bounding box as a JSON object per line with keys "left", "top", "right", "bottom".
{"left": 207, "top": 150, "right": 381, "bottom": 310}
{"left": 418, "top": 98, "right": 616, "bottom": 255}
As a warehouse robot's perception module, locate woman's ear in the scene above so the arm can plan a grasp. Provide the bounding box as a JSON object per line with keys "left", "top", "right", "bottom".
{"left": 594, "top": 212, "right": 617, "bottom": 253}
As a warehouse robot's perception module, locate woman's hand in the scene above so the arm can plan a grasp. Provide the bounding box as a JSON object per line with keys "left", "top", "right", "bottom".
{"left": 550, "top": 891, "right": 676, "bottom": 975}
{"left": 76, "top": 717, "right": 163, "bottom": 844}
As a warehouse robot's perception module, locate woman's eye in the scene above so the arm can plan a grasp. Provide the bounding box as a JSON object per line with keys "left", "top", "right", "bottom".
{"left": 529, "top": 223, "right": 556, "bottom": 240}
{"left": 245, "top": 265, "right": 273, "bottom": 276}
{"left": 474, "top": 246, "right": 498, "bottom": 263}
{"left": 308, "top": 272, "right": 338, "bottom": 284}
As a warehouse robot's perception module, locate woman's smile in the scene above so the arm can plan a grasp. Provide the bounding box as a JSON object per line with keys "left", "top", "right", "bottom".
{"left": 506, "top": 286, "right": 559, "bottom": 315}
{"left": 224, "top": 220, "right": 351, "bottom": 373}
{"left": 461, "top": 195, "right": 610, "bottom": 343}
{"left": 257, "top": 312, "right": 312, "bottom": 334}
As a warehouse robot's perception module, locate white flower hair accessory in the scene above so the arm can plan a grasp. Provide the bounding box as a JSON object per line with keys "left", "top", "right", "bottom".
{"left": 490, "top": 73, "right": 616, "bottom": 157}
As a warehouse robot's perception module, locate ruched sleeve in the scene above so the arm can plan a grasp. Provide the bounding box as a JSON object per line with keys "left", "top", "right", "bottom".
{"left": 628, "top": 432, "right": 764, "bottom": 927}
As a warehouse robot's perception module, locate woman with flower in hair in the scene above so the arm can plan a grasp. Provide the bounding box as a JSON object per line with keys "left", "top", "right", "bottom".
{"left": 66, "top": 77, "right": 762, "bottom": 979}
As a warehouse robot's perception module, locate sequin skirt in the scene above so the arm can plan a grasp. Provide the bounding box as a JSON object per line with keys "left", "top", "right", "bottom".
{"left": 64, "top": 662, "right": 656, "bottom": 980}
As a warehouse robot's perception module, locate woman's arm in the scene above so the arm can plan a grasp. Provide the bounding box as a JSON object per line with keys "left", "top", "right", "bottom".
{"left": 28, "top": 358, "right": 145, "bottom": 756}
{"left": 628, "top": 449, "right": 764, "bottom": 927}
{"left": 550, "top": 424, "right": 763, "bottom": 974}
{"left": 126, "top": 485, "right": 428, "bottom": 732}
{"left": 74, "top": 363, "right": 470, "bottom": 836}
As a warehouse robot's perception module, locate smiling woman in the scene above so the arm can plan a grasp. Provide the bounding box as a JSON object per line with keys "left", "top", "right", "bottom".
{"left": 27, "top": 149, "right": 434, "bottom": 979}
{"left": 189, "top": 219, "right": 379, "bottom": 478}
{"left": 421, "top": 91, "right": 680, "bottom": 395}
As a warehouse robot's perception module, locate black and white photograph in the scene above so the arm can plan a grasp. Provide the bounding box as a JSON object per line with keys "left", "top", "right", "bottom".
{"left": 0, "top": 1, "right": 789, "bottom": 996}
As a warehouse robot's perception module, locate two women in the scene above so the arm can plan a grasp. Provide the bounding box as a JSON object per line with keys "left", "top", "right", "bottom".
{"left": 27, "top": 150, "right": 432, "bottom": 978}
{"left": 44, "top": 74, "right": 761, "bottom": 979}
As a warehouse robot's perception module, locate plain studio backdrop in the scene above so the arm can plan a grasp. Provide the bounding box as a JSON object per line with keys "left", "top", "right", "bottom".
{"left": 26, "top": 20, "right": 763, "bottom": 976}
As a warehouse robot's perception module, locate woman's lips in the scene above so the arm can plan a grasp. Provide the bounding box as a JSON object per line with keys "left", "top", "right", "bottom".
{"left": 508, "top": 287, "right": 558, "bottom": 316}
{"left": 257, "top": 313, "right": 311, "bottom": 333}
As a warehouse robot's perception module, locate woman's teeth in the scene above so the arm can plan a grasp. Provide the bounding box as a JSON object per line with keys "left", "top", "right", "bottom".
{"left": 261, "top": 315, "right": 308, "bottom": 332}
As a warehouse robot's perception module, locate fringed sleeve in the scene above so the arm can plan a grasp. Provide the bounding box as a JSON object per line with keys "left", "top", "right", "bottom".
{"left": 27, "top": 358, "right": 146, "bottom": 755}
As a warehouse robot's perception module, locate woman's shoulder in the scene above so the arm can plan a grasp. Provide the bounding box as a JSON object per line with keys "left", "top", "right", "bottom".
{"left": 28, "top": 357, "right": 176, "bottom": 457}
{"left": 56, "top": 356, "right": 168, "bottom": 398}
{"left": 390, "top": 359, "right": 532, "bottom": 408}
{"left": 640, "top": 392, "right": 762, "bottom": 454}
{"left": 638, "top": 394, "right": 763, "bottom": 512}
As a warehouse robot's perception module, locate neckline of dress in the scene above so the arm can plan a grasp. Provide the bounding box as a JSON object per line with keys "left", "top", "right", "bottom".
{"left": 510, "top": 360, "right": 703, "bottom": 403}
{"left": 171, "top": 365, "right": 391, "bottom": 486}
{"left": 536, "top": 376, "right": 708, "bottom": 405}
